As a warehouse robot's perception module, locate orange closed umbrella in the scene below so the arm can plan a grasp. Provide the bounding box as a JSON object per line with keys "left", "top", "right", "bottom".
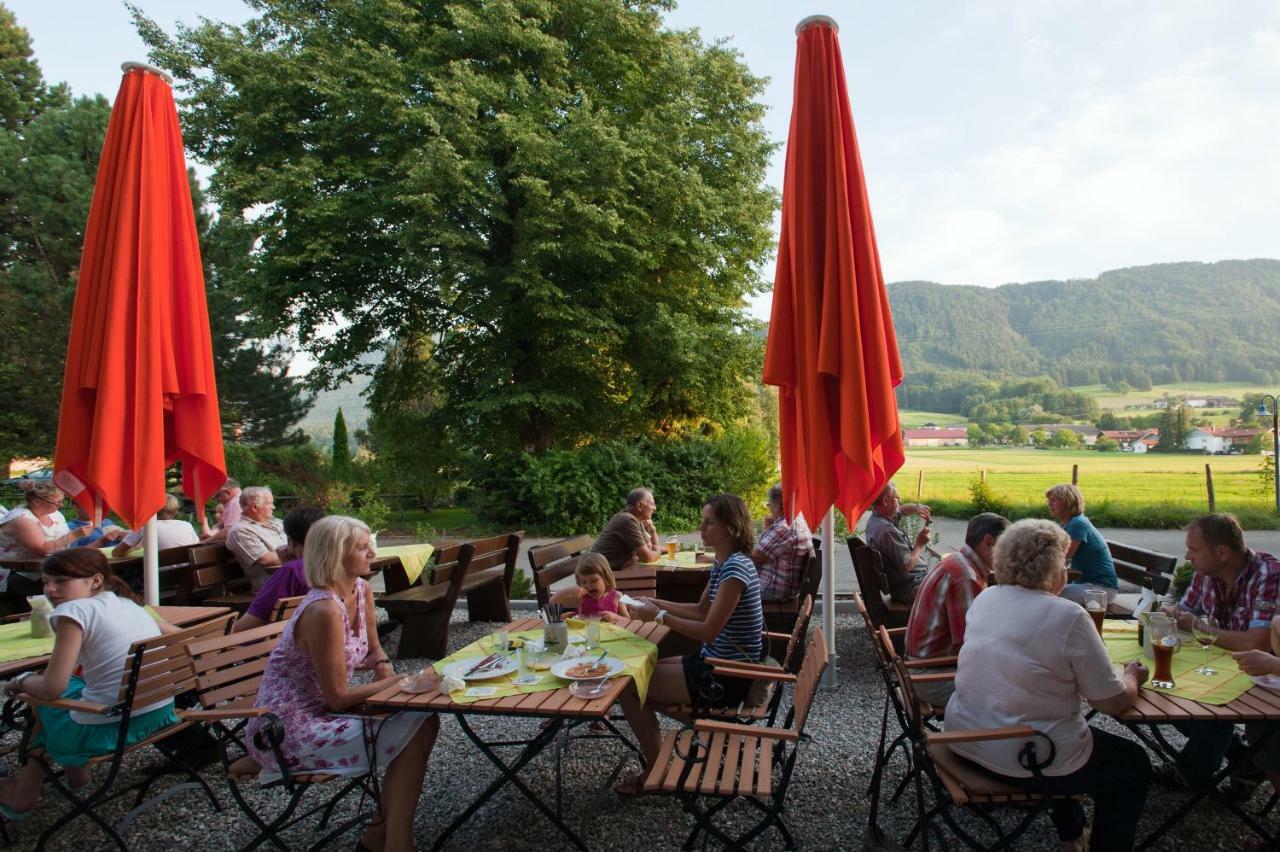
{"left": 54, "top": 63, "right": 225, "bottom": 602}
{"left": 764, "top": 17, "right": 905, "bottom": 682}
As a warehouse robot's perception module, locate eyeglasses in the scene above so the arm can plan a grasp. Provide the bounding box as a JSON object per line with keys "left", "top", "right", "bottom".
{"left": 34, "top": 495, "right": 63, "bottom": 508}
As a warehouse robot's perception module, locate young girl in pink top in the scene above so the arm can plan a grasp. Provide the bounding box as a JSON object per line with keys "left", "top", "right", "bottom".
{"left": 551, "top": 553, "right": 630, "bottom": 619}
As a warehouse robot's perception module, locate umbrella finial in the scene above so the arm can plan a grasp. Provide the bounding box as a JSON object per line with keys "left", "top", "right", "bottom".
{"left": 796, "top": 15, "right": 838, "bottom": 35}
{"left": 121, "top": 61, "right": 173, "bottom": 86}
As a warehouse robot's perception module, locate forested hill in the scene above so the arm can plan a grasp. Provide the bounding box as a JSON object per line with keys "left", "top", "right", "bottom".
{"left": 888, "top": 259, "right": 1280, "bottom": 387}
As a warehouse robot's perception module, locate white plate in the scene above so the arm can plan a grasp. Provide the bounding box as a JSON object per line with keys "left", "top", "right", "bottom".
{"left": 1252, "top": 674, "right": 1280, "bottom": 690}
{"left": 550, "top": 656, "right": 624, "bottom": 682}
{"left": 444, "top": 657, "right": 517, "bottom": 682}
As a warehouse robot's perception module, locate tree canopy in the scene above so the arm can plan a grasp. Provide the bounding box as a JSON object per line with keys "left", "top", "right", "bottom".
{"left": 136, "top": 0, "right": 778, "bottom": 454}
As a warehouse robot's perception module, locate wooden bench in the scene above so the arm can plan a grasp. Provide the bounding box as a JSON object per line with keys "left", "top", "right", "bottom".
{"left": 1106, "top": 540, "right": 1176, "bottom": 615}
{"left": 527, "top": 534, "right": 594, "bottom": 609}
{"left": 185, "top": 543, "right": 256, "bottom": 611}
{"left": 380, "top": 531, "right": 523, "bottom": 659}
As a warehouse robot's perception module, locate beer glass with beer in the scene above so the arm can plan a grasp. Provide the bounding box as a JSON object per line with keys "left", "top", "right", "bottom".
{"left": 1083, "top": 589, "right": 1108, "bottom": 636}
{"left": 1149, "top": 615, "right": 1180, "bottom": 689}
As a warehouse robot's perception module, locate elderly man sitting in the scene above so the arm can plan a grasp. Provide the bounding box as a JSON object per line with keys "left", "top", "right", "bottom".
{"left": 226, "top": 486, "right": 288, "bottom": 590}
{"left": 591, "top": 487, "right": 663, "bottom": 570}
{"left": 112, "top": 494, "right": 200, "bottom": 556}
{"left": 750, "top": 484, "right": 813, "bottom": 603}
{"left": 865, "top": 482, "right": 934, "bottom": 604}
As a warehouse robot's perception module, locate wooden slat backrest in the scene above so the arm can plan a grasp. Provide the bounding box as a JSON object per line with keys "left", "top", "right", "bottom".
{"left": 614, "top": 566, "right": 657, "bottom": 597}
{"left": 114, "top": 612, "right": 236, "bottom": 708}
{"left": 847, "top": 537, "right": 893, "bottom": 628}
{"left": 467, "top": 530, "right": 524, "bottom": 592}
{"left": 528, "top": 535, "right": 594, "bottom": 608}
{"left": 797, "top": 551, "right": 822, "bottom": 603}
{"left": 184, "top": 620, "right": 288, "bottom": 710}
{"left": 429, "top": 542, "right": 474, "bottom": 590}
{"left": 156, "top": 545, "right": 194, "bottom": 568}
{"left": 878, "top": 625, "right": 927, "bottom": 730}
{"left": 791, "top": 628, "right": 828, "bottom": 734}
{"left": 189, "top": 544, "right": 244, "bottom": 589}
{"left": 1107, "top": 540, "right": 1178, "bottom": 575}
{"left": 782, "top": 595, "right": 814, "bottom": 672}
{"left": 273, "top": 595, "right": 305, "bottom": 622}
{"left": 467, "top": 549, "right": 508, "bottom": 573}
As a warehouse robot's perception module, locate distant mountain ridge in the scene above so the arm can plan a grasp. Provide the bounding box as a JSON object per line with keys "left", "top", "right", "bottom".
{"left": 888, "top": 259, "right": 1280, "bottom": 387}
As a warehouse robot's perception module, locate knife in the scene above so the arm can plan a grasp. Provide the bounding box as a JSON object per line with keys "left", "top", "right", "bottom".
{"left": 464, "top": 653, "right": 500, "bottom": 677}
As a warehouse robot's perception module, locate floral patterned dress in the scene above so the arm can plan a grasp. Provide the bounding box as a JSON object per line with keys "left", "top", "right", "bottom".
{"left": 246, "top": 582, "right": 424, "bottom": 782}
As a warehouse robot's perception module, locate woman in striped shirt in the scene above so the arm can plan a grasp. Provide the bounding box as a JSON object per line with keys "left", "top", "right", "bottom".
{"left": 615, "top": 494, "right": 764, "bottom": 789}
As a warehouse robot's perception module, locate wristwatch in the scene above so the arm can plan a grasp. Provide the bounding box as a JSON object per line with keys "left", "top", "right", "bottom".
{"left": 655, "top": 609, "right": 667, "bottom": 625}
{"left": 10, "top": 671, "right": 34, "bottom": 695}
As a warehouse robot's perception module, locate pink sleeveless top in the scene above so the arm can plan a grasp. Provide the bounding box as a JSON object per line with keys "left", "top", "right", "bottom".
{"left": 578, "top": 588, "right": 621, "bottom": 617}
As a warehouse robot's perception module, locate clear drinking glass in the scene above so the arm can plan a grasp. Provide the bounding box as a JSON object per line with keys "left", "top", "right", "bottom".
{"left": 514, "top": 643, "right": 536, "bottom": 684}
{"left": 666, "top": 535, "right": 679, "bottom": 559}
{"left": 1083, "top": 589, "right": 1109, "bottom": 636}
{"left": 494, "top": 628, "right": 509, "bottom": 653}
{"left": 1192, "top": 615, "right": 1219, "bottom": 676}
{"left": 585, "top": 616, "right": 602, "bottom": 649}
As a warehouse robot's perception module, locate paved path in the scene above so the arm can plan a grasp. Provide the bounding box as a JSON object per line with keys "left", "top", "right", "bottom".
{"left": 388, "top": 515, "right": 1280, "bottom": 596}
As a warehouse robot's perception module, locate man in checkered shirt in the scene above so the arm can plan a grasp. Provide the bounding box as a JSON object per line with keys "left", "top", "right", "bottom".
{"left": 751, "top": 484, "right": 813, "bottom": 602}
{"left": 1157, "top": 513, "right": 1280, "bottom": 793}
{"left": 904, "top": 513, "right": 1010, "bottom": 706}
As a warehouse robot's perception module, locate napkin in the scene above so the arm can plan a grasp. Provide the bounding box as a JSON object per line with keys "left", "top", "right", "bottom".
{"left": 441, "top": 673, "right": 466, "bottom": 693}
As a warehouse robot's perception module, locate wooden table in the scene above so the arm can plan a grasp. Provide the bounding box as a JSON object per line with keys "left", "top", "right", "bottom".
{"left": 0, "top": 605, "right": 233, "bottom": 679}
{"left": 1113, "top": 684, "right": 1280, "bottom": 848}
{"left": 369, "top": 616, "right": 669, "bottom": 850}
{"left": 641, "top": 553, "right": 713, "bottom": 603}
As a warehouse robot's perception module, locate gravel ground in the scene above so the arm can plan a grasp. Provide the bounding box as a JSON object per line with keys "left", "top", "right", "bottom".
{"left": 2, "top": 612, "right": 1273, "bottom": 851}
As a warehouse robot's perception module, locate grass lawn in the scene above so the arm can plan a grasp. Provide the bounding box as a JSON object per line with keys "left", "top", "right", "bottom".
{"left": 1070, "top": 381, "right": 1272, "bottom": 411}
{"left": 898, "top": 409, "right": 965, "bottom": 428}
{"left": 892, "top": 447, "right": 1277, "bottom": 528}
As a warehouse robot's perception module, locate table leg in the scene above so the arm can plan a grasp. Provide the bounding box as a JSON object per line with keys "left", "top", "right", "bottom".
{"left": 431, "top": 715, "right": 588, "bottom": 852}
{"left": 1126, "top": 722, "right": 1279, "bottom": 851}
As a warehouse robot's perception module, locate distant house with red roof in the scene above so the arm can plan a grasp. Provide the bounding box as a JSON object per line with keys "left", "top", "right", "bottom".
{"left": 1185, "top": 426, "right": 1263, "bottom": 453}
{"left": 903, "top": 427, "right": 967, "bottom": 448}
{"left": 1102, "top": 429, "right": 1160, "bottom": 453}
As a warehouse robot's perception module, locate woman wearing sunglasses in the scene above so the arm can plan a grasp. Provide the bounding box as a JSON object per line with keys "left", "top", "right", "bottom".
{"left": 0, "top": 483, "right": 90, "bottom": 560}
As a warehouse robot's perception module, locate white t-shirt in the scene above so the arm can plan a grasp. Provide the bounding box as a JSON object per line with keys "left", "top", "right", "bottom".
{"left": 49, "top": 592, "right": 167, "bottom": 725}
{"left": 944, "top": 584, "right": 1126, "bottom": 777}
{"left": 0, "top": 507, "right": 69, "bottom": 559}
{"left": 121, "top": 519, "right": 200, "bottom": 551}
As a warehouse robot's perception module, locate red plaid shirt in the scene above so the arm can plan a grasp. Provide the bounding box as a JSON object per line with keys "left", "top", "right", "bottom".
{"left": 755, "top": 515, "right": 813, "bottom": 601}
{"left": 905, "top": 545, "right": 988, "bottom": 660}
{"left": 1179, "top": 549, "right": 1280, "bottom": 632}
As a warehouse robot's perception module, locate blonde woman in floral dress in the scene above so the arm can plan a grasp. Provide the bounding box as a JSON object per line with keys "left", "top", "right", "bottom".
{"left": 247, "top": 515, "right": 438, "bottom": 852}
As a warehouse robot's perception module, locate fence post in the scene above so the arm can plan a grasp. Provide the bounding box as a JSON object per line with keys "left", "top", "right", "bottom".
{"left": 916, "top": 470, "right": 924, "bottom": 501}
{"left": 1071, "top": 464, "right": 1079, "bottom": 486}
{"left": 1205, "top": 464, "right": 1216, "bottom": 512}
{"left": 980, "top": 469, "right": 987, "bottom": 484}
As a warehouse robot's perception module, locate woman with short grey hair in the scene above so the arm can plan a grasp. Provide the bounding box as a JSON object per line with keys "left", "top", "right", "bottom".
{"left": 944, "top": 519, "right": 1152, "bottom": 852}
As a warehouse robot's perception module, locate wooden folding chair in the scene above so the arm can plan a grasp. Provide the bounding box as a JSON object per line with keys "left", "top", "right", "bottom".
{"left": 642, "top": 629, "right": 830, "bottom": 849}
{"left": 3, "top": 612, "right": 236, "bottom": 850}
{"left": 873, "top": 625, "right": 1075, "bottom": 851}
{"left": 527, "top": 534, "right": 594, "bottom": 609}
{"left": 181, "top": 621, "right": 381, "bottom": 851}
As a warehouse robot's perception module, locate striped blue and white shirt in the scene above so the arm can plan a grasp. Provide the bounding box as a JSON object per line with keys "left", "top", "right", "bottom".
{"left": 701, "top": 553, "right": 764, "bottom": 662}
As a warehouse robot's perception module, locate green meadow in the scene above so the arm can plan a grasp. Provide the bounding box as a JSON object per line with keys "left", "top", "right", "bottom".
{"left": 891, "top": 447, "right": 1277, "bottom": 529}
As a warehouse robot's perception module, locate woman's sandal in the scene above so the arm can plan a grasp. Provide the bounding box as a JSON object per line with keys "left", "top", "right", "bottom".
{"left": 0, "top": 802, "right": 33, "bottom": 822}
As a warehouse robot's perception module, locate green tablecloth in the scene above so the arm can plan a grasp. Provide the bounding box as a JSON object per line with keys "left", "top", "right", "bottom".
{"left": 376, "top": 543, "right": 434, "bottom": 585}
{"left": 1101, "top": 620, "right": 1254, "bottom": 706}
{"left": 432, "top": 622, "right": 658, "bottom": 705}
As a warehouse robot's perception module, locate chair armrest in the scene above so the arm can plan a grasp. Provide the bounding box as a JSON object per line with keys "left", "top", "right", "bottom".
{"left": 761, "top": 631, "right": 790, "bottom": 641}
{"left": 904, "top": 655, "right": 958, "bottom": 668}
{"left": 926, "top": 725, "right": 1037, "bottom": 745}
{"left": 712, "top": 666, "right": 797, "bottom": 683}
{"left": 887, "top": 627, "right": 906, "bottom": 636}
{"left": 19, "top": 693, "right": 113, "bottom": 715}
{"left": 910, "top": 672, "right": 956, "bottom": 684}
{"left": 702, "top": 656, "right": 782, "bottom": 673}
{"left": 693, "top": 718, "right": 800, "bottom": 742}
{"left": 181, "top": 707, "right": 273, "bottom": 722}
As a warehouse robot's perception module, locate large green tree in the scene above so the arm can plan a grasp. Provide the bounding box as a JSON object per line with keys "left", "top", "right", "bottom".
{"left": 137, "top": 0, "right": 777, "bottom": 454}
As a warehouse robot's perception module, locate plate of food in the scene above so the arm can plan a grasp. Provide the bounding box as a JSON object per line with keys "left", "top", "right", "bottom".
{"left": 550, "top": 656, "right": 624, "bottom": 682}
{"left": 443, "top": 656, "right": 518, "bottom": 682}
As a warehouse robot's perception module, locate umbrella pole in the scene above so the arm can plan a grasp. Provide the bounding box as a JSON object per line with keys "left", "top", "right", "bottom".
{"left": 143, "top": 516, "right": 159, "bottom": 607}
{"left": 820, "top": 506, "right": 838, "bottom": 688}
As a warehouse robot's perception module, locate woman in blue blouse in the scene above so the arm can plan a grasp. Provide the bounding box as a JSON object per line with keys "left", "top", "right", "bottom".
{"left": 1047, "top": 483, "right": 1119, "bottom": 605}
{"left": 614, "top": 493, "right": 764, "bottom": 787}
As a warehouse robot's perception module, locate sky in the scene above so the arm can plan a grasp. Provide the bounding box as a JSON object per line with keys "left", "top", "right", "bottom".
{"left": 10, "top": 0, "right": 1280, "bottom": 324}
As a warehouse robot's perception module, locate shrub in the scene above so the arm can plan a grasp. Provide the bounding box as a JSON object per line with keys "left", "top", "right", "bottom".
{"left": 967, "top": 475, "right": 1011, "bottom": 516}
{"left": 467, "top": 425, "right": 776, "bottom": 535}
